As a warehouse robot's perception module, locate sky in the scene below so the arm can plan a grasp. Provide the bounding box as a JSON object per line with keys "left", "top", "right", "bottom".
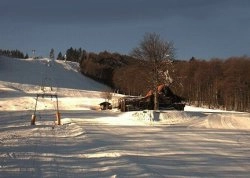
{"left": 0, "top": 0, "right": 250, "bottom": 60}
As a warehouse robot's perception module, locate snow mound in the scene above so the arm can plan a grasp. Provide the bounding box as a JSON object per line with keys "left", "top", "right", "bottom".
{"left": 189, "top": 113, "right": 250, "bottom": 130}
{"left": 131, "top": 110, "right": 250, "bottom": 130}
{"left": 131, "top": 110, "right": 195, "bottom": 126}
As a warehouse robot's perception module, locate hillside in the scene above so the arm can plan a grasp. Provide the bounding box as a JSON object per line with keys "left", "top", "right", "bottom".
{"left": 0, "top": 56, "right": 109, "bottom": 91}
{"left": 0, "top": 56, "right": 250, "bottom": 177}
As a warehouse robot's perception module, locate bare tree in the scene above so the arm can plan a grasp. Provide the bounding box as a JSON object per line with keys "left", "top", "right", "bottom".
{"left": 131, "top": 32, "right": 175, "bottom": 110}
{"left": 101, "top": 89, "right": 113, "bottom": 102}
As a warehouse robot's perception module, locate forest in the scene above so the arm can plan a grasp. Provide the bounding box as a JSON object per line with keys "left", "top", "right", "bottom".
{"left": 66, "top": 48, "right": 249, "bottom": 112}
{"left": 173, "top": 57, "right": 250, "bottom": 112}
{"left": 1, "top": 47, "right": 249, "bottom": 112}
{"left": 0, "top": 49, "right": 27, "bottom": 59}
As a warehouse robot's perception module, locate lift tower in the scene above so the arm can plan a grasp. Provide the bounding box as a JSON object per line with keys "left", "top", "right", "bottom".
{"left": 31, "top": 58, "right": 61, "bottom": 125}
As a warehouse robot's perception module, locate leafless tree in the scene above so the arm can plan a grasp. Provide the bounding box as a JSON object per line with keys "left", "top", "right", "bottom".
{"left": 131, "top": 32, "right": 175, "bottom": 110}
{"left": 101, "top": 89, "right": 113, "bottom": 102}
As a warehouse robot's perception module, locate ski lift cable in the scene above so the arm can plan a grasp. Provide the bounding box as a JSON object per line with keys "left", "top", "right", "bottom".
{"left": 31, "top": 58, "right": 61, "bottom": 126}
{"left": 38, "top": 58, "right": 59, "bottom": 94}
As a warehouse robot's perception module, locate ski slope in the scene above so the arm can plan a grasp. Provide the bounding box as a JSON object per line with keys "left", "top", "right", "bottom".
{"left": 0, "top": 56, "right": 109, "bottom": 91}
{"left": 0, "top": 56, "right": 250, "bottom": 177}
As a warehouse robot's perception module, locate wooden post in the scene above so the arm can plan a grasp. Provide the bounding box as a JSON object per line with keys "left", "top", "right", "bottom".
{"left": 55, "top": 96, "right": 61, "bottom": 125}
{"left": 56, "top": 112, "right": 61, "bottom": 125}
{"left": 31, "top": 114, "right": 36, "bottom": 125}
{"left": 32, "top": 93, "right": 61, "bottom": 125}
{"left": 34, "top": 95, "right": 38, "bottom": 115}
{"left": 121, "top": 99, "right": 126, "bottom": 112}
{"left": 31, "top": 95, "right": 38, "bottom": 125}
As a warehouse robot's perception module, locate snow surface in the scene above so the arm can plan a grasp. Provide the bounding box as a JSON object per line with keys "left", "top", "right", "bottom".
{"left": 0, "top": 56, "right": 250, "bottom": 177}
{"left": 0, "top": 56, "right": 109, "bottom": 91}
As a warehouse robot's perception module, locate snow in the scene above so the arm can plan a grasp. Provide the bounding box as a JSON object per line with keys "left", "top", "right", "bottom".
{"left": 0, "top": 56, "right": 109, "bottom": 91}
{"left": 1, "top": 56, "right": 250, "bottom": 177}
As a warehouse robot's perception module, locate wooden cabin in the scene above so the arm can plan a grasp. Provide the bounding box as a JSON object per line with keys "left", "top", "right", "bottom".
{"left": 118, "top": 84, "right": 185, "bottom": 112}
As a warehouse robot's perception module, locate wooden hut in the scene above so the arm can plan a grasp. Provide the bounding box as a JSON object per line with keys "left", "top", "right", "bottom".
{"left": 118, "top": 84, "right": 185, "bottom": 111}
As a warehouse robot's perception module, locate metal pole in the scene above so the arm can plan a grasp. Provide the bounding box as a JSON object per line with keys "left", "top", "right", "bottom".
{"left": 56, "top": 95, "right": 59, "bottom": 112}
{"left": 31, "top": 95, "right": 38, "bottom": 125}
{"left": 34, "top": 95, "right": 38, "bottom": 115}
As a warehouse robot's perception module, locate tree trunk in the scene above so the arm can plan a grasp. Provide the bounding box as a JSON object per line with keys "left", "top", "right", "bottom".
{"left": 154, "top": 87, "right": 159, "bottom": 110}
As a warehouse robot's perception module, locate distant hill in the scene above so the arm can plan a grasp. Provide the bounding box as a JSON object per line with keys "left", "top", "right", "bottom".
{"left": 0, "top": 56, "right": 109, "bottom": 91}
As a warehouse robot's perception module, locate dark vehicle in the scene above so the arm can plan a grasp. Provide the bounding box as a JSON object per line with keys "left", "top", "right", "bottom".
{"left": 99, "top": 101, "right": 112, "bottom": 110}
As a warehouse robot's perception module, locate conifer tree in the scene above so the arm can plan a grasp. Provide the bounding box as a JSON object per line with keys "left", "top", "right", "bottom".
{"left": 49, "top": 48, "right": 55, "bottom": 60}
{"left": 57, "top": 52, "right": 63, "bottom": 60}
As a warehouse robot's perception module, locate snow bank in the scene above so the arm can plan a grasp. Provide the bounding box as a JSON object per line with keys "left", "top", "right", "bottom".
{"left": 188, "top": 113, "right": 250, "bottom": 130}
{"left": 131, "top": 110, "right": 194, "bottom": 126}
{"left": 131, "top": 110, "right": 250, "bottom": 130}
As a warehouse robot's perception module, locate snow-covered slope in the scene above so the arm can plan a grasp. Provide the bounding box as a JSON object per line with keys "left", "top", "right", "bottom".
{"left": 0, "top": 56, "right": 109, "bottom": 91}
{"left": 1, "top": 56, "right": 250, "bottom": 177}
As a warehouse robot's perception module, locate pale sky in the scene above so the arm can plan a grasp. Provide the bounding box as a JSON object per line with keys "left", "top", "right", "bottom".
{"left": 1, "top": 0, "right": 250, "bottom": 59}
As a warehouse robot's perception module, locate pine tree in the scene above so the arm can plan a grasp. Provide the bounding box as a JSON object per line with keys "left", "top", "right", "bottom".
{"left": 24, "top": 53, "right": 29, "bottom": 59}
{"left": 49, "top": 48, "right": 55, "bottom": 60}
{"left": 57, "top": 52, "right": 63, "bottom": 60}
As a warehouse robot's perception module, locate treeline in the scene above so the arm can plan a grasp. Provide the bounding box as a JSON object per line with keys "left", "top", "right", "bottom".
{"left": 57, "top": 48, "right": 137, "bottom": 87}
{"left": 57, "top": 47, "right": 86, "bottom": 62}
{"left": 0, "top": 49, "right": 27, "bottom": 59}
{"left": 173, "top": 57, "right": 250, "bottom": 112}
{"left": 61, "top": 47, "right": 250, "bottom": 112}
{"left": 112, "top": 57, "right": 250, "bottom": 112}
{"left": 79, "top": 50, "right": 136, "bottom": 87}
